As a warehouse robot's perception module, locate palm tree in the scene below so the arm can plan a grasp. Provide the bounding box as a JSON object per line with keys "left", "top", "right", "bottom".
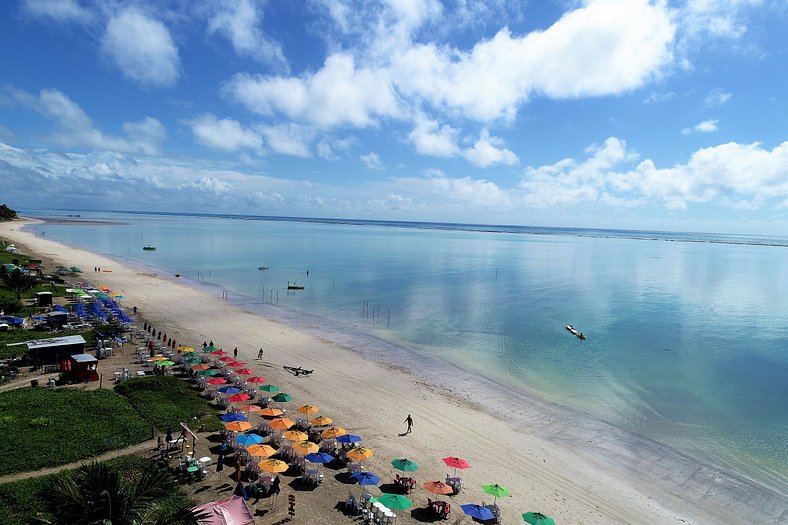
{"left": 33, "top": 461, "right": 206, "bottom": 525}
{"left": 0, "top": 267, "right": 38, "bottom": 300}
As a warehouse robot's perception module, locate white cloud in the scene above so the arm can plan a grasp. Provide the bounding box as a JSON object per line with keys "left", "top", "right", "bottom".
{"left": 207, "top": 0, "right": 287, "bottom": 70}
{"left": 101, "top": 8, "right": 180, "bottom": 87}
{"left": 258, "top": 124, "right": 313, "bottom": 157}
{"left": 408, "top": 115, "right": 460, "bottom": 157}
{"left": 463, "top": 129, "right": 518, "bottom": 168}
{"left": 22, "top": 0, "right": 94, "bottom": 23}
{"left": 643, "top": 91, "right": 676, "bottom": 104}
{"left": 224, "top": 54, "right": 399, "bottom": 128}
{"left": 704, "top": 89, "right": 732, "bottom": 106}
{"left": 682, "top": 119, "right": 719, "bottom": 135}
{"left": 678, "top": 0, "right": 762, "bottom": 43}
{"left": 190, "top": 114, "right": 262, "bottom": 152}
{"left": 15, "top": 88, "right": 165, "bottom": 155}
{"left": 361, "top": 151, "right": 383, "bottom": 169}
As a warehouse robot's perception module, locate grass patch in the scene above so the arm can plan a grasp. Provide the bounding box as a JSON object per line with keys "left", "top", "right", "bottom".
{"left": 0, "top": 454, "right": 197, "bottom": 525}
{"left": 115, "top": 375, "right": 223, "bottom": 433}
{"left": 0, "top": 388, "right": 150, "bottom": 476}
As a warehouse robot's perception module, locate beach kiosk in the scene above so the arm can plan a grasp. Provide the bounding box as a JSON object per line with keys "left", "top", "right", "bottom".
{"left": 18, "top": 335, "right": 87, "bottom": 365}
{"left": 60, "top": 354, "right": 99, "bottom": 383}
{"left": 36, "top": 291, "right": 53, "bottom": 307}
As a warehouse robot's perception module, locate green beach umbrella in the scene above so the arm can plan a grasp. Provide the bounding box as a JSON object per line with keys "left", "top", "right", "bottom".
{"left": 70, "top": 266, "right": 82, "bottom": 273}
{"left": 370, "top": 493, "right": 412, "bottom": 510}
{"left": 390, "top": 458, "right": 419, "bottom": 472}
{"left": 183, "top": 357, "right": 202, "bottom": 364}
{"left": 482, "top": 483, "right": 509, "bottom": 505}
{"left": 272, "top": 393, "right": 293, "bottom": 403}
{"left": 204, "top": 345, "right": 220, "bottom": 353}
{"left": 259, "top": 384, "right": 280, "bottom": 393}
{"left": 197, "top": 369, "right": 219, "bottom": 376}
{"left": 158, "top": 360, "right": 175, "bottom": 366}
{"left": 522, "top": 512, "right": 556, "bottom": 525}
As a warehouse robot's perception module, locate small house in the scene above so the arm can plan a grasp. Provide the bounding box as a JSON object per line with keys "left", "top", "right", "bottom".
{"left": 46, "top": 311, "right": 69, "bottom": 329}
{"left": 17, "top": 334, "right": 86, "bottom": 365}
{"left": 36, "top": 291, "right": 53, "bottom": 306}
{"left": 60, "top": 354, "right": 99, "bottom": 383}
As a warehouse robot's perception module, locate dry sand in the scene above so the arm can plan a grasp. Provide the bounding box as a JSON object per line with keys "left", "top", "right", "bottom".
{"left": 2, "top": 218, "right": 785, "bottom": 525}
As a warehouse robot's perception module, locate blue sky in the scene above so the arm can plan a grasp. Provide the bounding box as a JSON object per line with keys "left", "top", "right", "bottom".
{"left": 0, "top": 0, "right": 786, "bottom": 235}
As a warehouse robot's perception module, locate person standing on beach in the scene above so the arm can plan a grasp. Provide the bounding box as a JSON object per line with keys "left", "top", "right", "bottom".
{"left": 233, "top": 347, "right": 238, "bottom": 358}
{"left": 257, "top": 348, "right": 264, "bottom": 359}
{"left": 404, "top": 414, "right": 413, "bottom": 434}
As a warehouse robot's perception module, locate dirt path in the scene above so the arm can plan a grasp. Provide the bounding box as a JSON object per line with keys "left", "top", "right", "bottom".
{"left": 0, "top": 439, "right": 158, "bottom": 485}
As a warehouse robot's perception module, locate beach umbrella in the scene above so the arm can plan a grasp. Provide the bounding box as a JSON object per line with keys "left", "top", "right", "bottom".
{"left": 297, "top": 404, "right": 319, "bottom": 415}
{"left": 227, "top": 361, "right": 246, "bottom": 368}
{"left": 218, "top": 356, "right": 235, "bottom": 362}
{"left": 321, "top": 426, "right": 346, "bottom": 439}
{"left": 236, "top": 433, "right": 264, "bottom": 446}
{"left": 224, "top": 421, "right": 252, "bottom": 432}
{"left": 347, "top": 447, "right": 374, "bottom": 461}
{"left": 283, "top": 430, "right": 309, "bottom": 441}
{"left": 423, "top": 480, "right": 453, "bottom": 496}
{"left": 236, "top": 368, "right": 255, "bottom": 375}
{"left": 391, "top": 458, "right": 419, "bottom": 472}
{"left": 259, "top": 384, "right": 280, "bottom": 394}
{"left": 310, "top": 415, "right": 333, "bottom": 426}
{"left": 245, "top": 376, "right": 266, "bottom": 384}
{"left": 462, "top": 504, "right": 495, "bottom": 521}
{"left": 204, "top": 345, "right": 219, "bottom": 353}
{"left": 206, "top": 378, "right": 228, "bottom": 385}
{"left": 351, "top": 471, "right": 381, "bottom": 486}
{"left": 178, "top": 346, "right": 195, "bottom": 352}
{"left": 304, "top": 452, "right": 334, "bottom": 464}
{"left": 291, "top": 440, "right": 319, "bottom": 455}
{"left": 336, "top": 434, "right": 362, "bottom": 444}
{"left": 151, "top": 356, "right": 168, "bottom": 361}
{"left": 272, "top": 393, "right": 293, "bottom": 403}
{"left": 246, "top": 444, "right": 276, "bottom": 457}
{"left": 227, "top": 393, "right": 252, "bottom": 403}
{"left": 259, "top": 407, "right": 284, "bottom": 417}
{"left": 191, "top": 364, "right": 211, "bottom": 371}
{"left": 158, "top": 360, "right": 175, "bottom": 367}
{"left": 269, "top": 417, "right": 295, "bottom": 430}
{"left": 70, "top": 267, "right": 82, "bottom": 273}
{"left": 370, "top": 494, "right": 412, "bottom": 510}
{"left": 237, "top": 404, "right": 262, "bottom": 413}
{"left": 218, "top": 386, "right": 241, "bottom": 394}
{"left": 258, "top": 459, "right": 289, "bottom": 473}
{"left": 183, "top": 357, "right": 202, "bottom": 364}
{"left": 522, "top": 512, "right": 556, "bottom": 525}
{"left": 443, "top": 456, "right": 471, "bottom": 476}
{"left": 197, "top": 369, "right": 219, "bottom": 376}
{"left": 219, "top": 413, "right": 248, "bottom": 423}
{"left": 481, "top": 483, "right": 510, "bottom": 505}
{"left": 210, "top": 349, "right": 227, "bottom": 355}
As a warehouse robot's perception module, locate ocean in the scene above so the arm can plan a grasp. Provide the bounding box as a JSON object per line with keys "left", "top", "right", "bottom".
{"left": 23, "top": 210, "right": 788, "bottom": 494}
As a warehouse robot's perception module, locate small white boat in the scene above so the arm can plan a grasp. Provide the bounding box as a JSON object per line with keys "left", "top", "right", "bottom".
{"left": 566, "top": 325, "right": 586, "bottom": 340}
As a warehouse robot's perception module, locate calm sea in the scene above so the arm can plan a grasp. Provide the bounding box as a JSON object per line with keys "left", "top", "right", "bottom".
{"left": 24, "top": 210, "right": 788, "bottom": 492}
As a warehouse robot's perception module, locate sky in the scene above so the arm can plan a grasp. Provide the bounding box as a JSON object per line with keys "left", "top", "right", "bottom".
{"left": 0, "top": 0, "right": 786, "bottom": 235}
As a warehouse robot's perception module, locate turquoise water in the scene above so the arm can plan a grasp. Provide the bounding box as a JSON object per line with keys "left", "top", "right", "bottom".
{"left": 26, "top": 210, "right": 788, "bottom": 491}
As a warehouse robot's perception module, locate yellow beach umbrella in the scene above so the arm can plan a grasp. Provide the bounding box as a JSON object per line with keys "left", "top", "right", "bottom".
{"left": 179, "top": 347, "right": 196, "bottom": 353}
{"left": 269, "top": 417, "right": 295, "bottom": 430}
{"left": 297, "top": 404, "right": 319, "bottom": 415}
{"left": 246, "top": 444, "right": 277, "bottom": 457}
{"left": 321, "top": 426, "right": 347, "bottom": 439}
{"left": 310, "top": 415, "right": 333, "bottom": 426}
{"left": 292, "top": 440, "right": 320, "bottom": 455}
{"left": 283, "top": 430, "right": 309, "bottom": 441}
{"left": 260, "top": 407, "right": 284, "bottom": 417}
{"left": 151, "top": 356, "right": 168, "bottom": 361}
{"left": 259, "top": 459, "right": 289, "bottom": 473}
{"left": 347, "top": 447, "right": 374, "bottom": 461}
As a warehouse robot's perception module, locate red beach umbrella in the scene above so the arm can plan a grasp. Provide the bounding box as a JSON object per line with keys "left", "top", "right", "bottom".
{"left": 218, "top": 356, "right": 235, "bottom": 362}
{"left": 227, "top": 393, "right": 252, "bottom": 403}
{"left": 442, "top": 456, "right": 471, "bottom": 476}
{"left": 211, "top": 349, "right": 228, "bottom": 355}
{"left": 206, "top": 378, "right": 228, "bottom": 385}
{"left": 235, "top": 368, "right": 255, "bottom": 375}
{"left": 227, "top": 361, "right": 246, "bottom": 368}
{"left": 246, "top": 377, "right": 266, "bottom": 384}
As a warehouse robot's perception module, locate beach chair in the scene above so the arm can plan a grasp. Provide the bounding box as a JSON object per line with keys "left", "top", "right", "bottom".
{"left": 445, "top": 474, "right": 463, "bottom": 494}
{"left": 345, "top": 492, "right": 361, "bottom": 515}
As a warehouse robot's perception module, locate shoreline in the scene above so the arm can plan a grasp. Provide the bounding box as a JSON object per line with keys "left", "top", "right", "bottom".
{"left": 3, "top": 218, "right": 786, "bottom": 525}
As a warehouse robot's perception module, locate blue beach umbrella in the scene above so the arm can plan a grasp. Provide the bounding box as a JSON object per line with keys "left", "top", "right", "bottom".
{"left": 218, "top": 386, "right": 241, "bottom": 394}
{"left": 336, "top": 434, "right": 362, "bottom": 444}
{"left": 351, "top": 471, "right": 381, "bottom": 486}
{"left": 304, "top": 452, "right": 334, "bottom": 464}
{"left": 235, "top": 433, "right": 263, "bottom": 446}
{"left": 461, "top": 504, "right": 495, "bottom": 521}
{"left": 219, "top": 413, "right": 248, "bottom": 423}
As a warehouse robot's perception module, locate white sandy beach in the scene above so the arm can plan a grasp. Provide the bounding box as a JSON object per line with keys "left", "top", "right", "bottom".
{"left": 2, "top": 218, "right": 785, "bottom": 525}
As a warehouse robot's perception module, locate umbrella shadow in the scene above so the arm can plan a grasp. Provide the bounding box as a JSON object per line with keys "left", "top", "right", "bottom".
{"left": 378, "top": 482, "right": 404, "bottom": 494}
{"left": 333, "top": 472, "right": 358, "bottom": 485}
{"left": 409, "top": 507, "right": 441, "bottom": 522}
{"left": 288, "top": 478, "right": 319, "bottom": 492}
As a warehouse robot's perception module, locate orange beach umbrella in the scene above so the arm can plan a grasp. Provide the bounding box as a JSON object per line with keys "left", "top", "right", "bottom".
{"left": 260, "top": 407, "right": 284, "bottom": 417}
{"left": 269, "top": 417, "right": 295, "bottom": 430}
{"left": 224, "top": 421, "right": 252, "bottom": 432}
{"left": 246, "top": 444, "right": 277, "bottom": 457}
{"left": 346, "top": 447, "right": 374, "bottom": 461}
{"left": 283, "top": 430, "right": 309, "bottom": 441}
{"left": 292, "top": 440, "right": 319, "bottom": 455}
{"left": 310, "top": 415, "right": 333, "bottom": 426}
{"left": 258, "top": 459, "right": 289, "bottom": 473}
{"left": 321, "top": 426, "right": 347, "bottom": 439}
{"left": 297, "top": 404, "right": 319, "bottom": 415}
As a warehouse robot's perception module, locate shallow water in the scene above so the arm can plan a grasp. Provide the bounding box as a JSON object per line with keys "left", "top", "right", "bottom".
{"left": 26, "top": 210, "right": 788, "bottom": 492}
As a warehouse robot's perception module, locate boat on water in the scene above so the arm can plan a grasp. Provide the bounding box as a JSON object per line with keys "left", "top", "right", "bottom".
{"left": 566, "top": 325, "right": 586, "bottom": 340}
{"left": 257, "top": 266, "right": 270, "bottom": 270}
{"left": 143, "top": 246, "right": 156, "bottom": 251}
{"left": 287, "top": 281, "right": 304, "bottom": 290}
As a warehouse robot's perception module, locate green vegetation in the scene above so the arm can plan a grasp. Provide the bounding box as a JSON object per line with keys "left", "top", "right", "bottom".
{"left": 0, "top": 205, "right": 16, "bottom": 221}
{"left": 0, "top": 456, "right": 202, "bottom": 525}
{"left": 0, "top": 388, "right": 150, "bottom": 476}
{"left": 1, "top": 268, "right": 38, "bottom": 300}
{"left": 115, "top": 375, "right": 223, "bottom": 433}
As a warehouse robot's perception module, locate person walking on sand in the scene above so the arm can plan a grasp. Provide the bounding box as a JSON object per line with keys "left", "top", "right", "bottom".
{"left": 404, "top": 414, "right": 413, "bottom": 434}
{"left": 233, "top": 347, "right": 238, "bottom": 358}
{"left": 257, "top": 348, "right": 264, "bottom": 360}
